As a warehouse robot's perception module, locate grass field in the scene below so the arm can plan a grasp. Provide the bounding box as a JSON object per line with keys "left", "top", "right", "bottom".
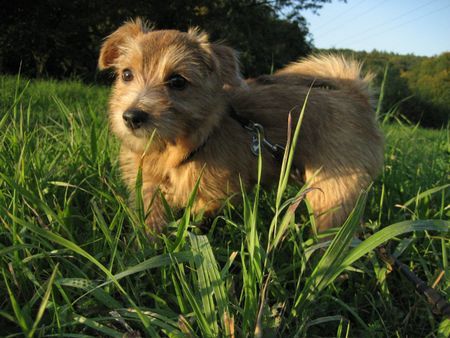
{"left": 0, "top": 74, "right": 449, "bottom": 337}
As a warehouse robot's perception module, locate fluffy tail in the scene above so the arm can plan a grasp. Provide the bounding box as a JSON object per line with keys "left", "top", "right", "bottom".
{"left": 277, "top": 54, "right": 373, "bottom": 101}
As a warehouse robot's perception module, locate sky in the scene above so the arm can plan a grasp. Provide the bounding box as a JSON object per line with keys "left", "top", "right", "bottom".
{"left": 302, "top": 0, "right": 450, "bottom": 56}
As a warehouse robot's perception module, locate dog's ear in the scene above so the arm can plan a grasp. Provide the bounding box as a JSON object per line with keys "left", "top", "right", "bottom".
{"left": 187, "top": 27, "right": 210, "bottom": 45}
{"left": 98, "top": 18, "right": 150, "bottom": 70}
{"left": 188, "top": 28, "right": 244, "bottom": 87}
{"left": 209, "top": 44, "right": 244, "bottom": 87}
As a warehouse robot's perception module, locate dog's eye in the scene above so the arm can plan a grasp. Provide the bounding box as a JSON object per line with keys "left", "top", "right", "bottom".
{"left": 167, "top": 74, "right": 187, "bottom": 90}
{"left": 122, "top": 69, "right": 134, "bottom": 82}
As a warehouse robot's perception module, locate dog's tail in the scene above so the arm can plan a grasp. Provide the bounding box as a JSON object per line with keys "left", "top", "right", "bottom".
{"left": 277, "top": 54, "right": 373, "bottom": 101}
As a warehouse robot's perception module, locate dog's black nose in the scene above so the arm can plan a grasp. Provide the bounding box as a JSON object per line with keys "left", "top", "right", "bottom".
{"left": 123, "top": 109, "right": 149, "bottom": 129}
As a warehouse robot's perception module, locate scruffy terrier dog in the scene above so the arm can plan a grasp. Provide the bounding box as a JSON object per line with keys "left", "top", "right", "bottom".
{"left": 98, "top": 19, "right": 383, "bottom": 233}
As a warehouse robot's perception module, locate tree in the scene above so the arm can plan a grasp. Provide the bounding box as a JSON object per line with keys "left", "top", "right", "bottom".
{"left": 403, "top": 52, "right": 450, "bottom": 127}
{"left": 317, "top": 48, "right": 448, "bottom": 127}
{"left": 0, "top": 0, "right": 336, "bottom": 80}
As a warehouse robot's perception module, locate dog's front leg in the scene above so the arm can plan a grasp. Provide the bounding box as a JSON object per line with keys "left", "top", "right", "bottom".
{"left": 142, "top": 186, "right": 168, "bottom": 234}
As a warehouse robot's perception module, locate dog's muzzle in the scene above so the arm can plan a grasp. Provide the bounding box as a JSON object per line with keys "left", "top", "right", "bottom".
{"left": 123, "top": 109, "right": 149, "bottom": 130}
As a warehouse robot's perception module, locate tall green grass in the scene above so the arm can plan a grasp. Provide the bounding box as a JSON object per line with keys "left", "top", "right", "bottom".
{"left": 0, "top": 74, "right": 448, "bottom": 337}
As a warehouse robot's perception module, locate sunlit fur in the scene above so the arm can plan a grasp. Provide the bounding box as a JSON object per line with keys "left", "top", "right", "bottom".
{"left": 99, "top": 19, "right": 383, "bottom": 233}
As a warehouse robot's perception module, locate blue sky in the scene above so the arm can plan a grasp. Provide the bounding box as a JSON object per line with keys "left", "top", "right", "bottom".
{"left": 302, "top": 0, "right": 450, "bottom": 56}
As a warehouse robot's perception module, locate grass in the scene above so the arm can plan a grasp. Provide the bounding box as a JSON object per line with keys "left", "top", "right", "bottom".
{"left": 0, "top": 74, "right": 449, "bottom": 337}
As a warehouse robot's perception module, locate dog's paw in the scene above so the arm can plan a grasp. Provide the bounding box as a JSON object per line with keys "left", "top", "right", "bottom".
{"left": 144, "top": 212, "right": 168, "bottom": 237}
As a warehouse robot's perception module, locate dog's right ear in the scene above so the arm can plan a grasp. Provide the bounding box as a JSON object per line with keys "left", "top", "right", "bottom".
{"left": 188, "top": 28, "right": 244, "bottom": 88}
{"left": 209, "top": 44, "right": 245, "bottom": 88}
{"left": 98, "top": 18, "right": 149, "bottom": 70}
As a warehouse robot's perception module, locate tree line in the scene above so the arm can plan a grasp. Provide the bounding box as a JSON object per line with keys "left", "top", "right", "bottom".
{"left": 1, "top": 1, "right": 447, "bottom": 127}
{"left": 0, "top": 0, "right": 335, "bottom": 80}
{"left": 325, "top": 49, "right": 449, "bottom": 128}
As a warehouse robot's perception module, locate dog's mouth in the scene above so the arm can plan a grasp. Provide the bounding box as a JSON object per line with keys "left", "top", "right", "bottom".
{"left": 121, "top": 109, "right": 172, "bottom": 143}
{"left": 128, "top": 127, "right": 153, "bottom": 139}
{"left": 120, "top": 107, "right": 189, "bottom": 145}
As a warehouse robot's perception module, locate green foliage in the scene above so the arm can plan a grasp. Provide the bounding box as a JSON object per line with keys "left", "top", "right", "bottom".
{"left": 0, "top": 75, "right": 449, "bottom": 337}
{"left": 0, "top": 1, "right": 336, "bottom": 80}
{"left": 404, "top": 53, "right": 450, "bottom": 127}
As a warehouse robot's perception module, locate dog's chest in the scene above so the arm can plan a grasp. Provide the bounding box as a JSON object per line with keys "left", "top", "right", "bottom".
{"left": 158, "top": 167, "right": 198, "bottom": 207}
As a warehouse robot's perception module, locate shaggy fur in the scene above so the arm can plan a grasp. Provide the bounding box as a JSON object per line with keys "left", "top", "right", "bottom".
{"left": 98, "top": 19, "right": 383, "bottom": 233}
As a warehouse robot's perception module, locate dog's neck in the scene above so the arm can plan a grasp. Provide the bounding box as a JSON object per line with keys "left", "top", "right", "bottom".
{"left": 156, "top": 101, "right": 228, "bottom": 168}
{"left": 176, "top": 104, "right": 248, "bottom": 167}
{"left": 139, "top": 93, "right": 241, "bottom": 169}
{"left": 178, "top": 137, "right": 208, "bottom": 166}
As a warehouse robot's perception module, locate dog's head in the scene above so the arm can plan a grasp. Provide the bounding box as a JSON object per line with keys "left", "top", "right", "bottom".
{"left": 99, "top": 18, "right": 243, "bottom": 153}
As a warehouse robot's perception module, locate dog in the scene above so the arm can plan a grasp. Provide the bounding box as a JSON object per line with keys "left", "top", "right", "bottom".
{"left": 98, "top": 19, "right": 383, "bottom": 234}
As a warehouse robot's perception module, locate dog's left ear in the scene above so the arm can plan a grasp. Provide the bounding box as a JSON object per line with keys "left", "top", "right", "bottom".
{"left": 188, "top": 28, "right": 243, "bottom": 87}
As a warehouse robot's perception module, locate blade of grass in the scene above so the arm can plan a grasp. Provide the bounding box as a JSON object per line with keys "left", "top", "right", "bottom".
{"left": 268, "top": 84, "right": 312, "bottom": 253}
{"left": 294, "top": 189, "right": 368, "bottom": 310}
{"left": 438, "top": 318, "right": 450, "bottom": 338}
{"left": 172, "top": 256, "right": 213, "bottom": 336}
{"left": 29, "top": 264, "right": 59, "bottom": 337}
{"left": 190, "top": 233, "right": 231, "bottom": 336}
{"left": 71, "top": 314, "right": 124, "bottom": 338}
{"left": 111, "top": 251, "right": 193, "bottom": 282}
{"left": 189, "top": 234, "right": 218, "bottom": 335}
{"left": 170, "top": 167, "right": 204, "bottom": 252}
{"left": 375, "top": 64, "right": 388, "bottom": 118}
{"left": 57, "top": 278, "right": 122, "bottom": 309}
{"left": 401, "top": 184, "right": 449, "bottom": 208}
{"left": 2, "top": 268, "right": 30, "bottom": 334}
{"left": 336, "top": 219, "right": 449, "bottom": 278}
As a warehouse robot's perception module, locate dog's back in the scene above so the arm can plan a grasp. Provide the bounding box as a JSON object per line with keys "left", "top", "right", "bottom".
{"left": 230, "top": 54, "right": 384, "bottom": 231}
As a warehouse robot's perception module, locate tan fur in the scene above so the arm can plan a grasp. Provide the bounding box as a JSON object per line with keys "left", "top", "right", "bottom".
{"left": 99, "top": 20, "right": 383, "bottom": 233}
